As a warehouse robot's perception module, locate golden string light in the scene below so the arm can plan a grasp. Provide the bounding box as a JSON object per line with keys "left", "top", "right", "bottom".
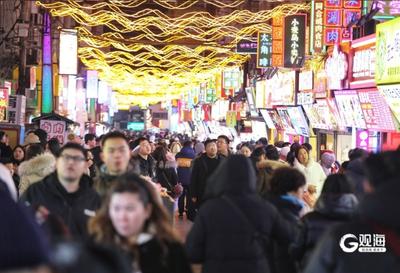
{"left": 38, "top": 0, "right": 288, "bottom": 11}
{"left": 36, "top": 0, "right": 311, "bottom": 104}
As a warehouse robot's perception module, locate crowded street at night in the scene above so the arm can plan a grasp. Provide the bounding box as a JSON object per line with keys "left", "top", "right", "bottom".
{"left": 1, "top": 1, "right": 400, "bottom": 273}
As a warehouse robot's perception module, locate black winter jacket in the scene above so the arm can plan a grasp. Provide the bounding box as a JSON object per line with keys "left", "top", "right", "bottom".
{"left": 118, "top": 236, "right": 192, "bottom": 273}
{"left": 186, "top": 155, "right": 295, "bottom": 273}
{"left": 155, "top": 160, "right": 179, "bottom": 191}
{"left": 186, "top": 195, "right": 293, "bottom": 273}
{"left": 291, "top": 193, "right": 358, "bottom": 269}
{"left": 304, "top": 180, "right": 400, "bottom": 273}
{"left": 189, "top": 154, "right": 223, "bottom": 206}
{"left": 20, "top": 172, "right": 101, "bottom": 239}
{"left": 265, "top": 194, "right": 303, "bottom": 273}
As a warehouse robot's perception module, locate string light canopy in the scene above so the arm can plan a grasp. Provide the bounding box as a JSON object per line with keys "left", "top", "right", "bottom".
{"left": 36, "top": 0, "right": 310, "bottom": 105}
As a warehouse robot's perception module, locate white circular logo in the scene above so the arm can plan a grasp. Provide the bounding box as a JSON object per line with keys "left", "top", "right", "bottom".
{"left": 340, "top": 234, "right": 359, "bottom": 253}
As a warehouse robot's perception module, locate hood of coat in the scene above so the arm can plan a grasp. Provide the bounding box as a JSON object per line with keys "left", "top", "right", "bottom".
{"left": 315, "top": 193, "right": 358, "bottom": 218}
{"left": 206, "top": 154, "right": 256, "bottom": 198}
{"left": 265, "top": 193, "right": 303, "bottom": 216}
{"left": 293, "top": 157, "right": 318, "bottom": 170}
{"left": 177, "top": 147, "right": 195, "bottom": 159}
{"left": 18, "top": 153, "right": 56, "bottom": 179}
{"left": 156, "top": 156, "right": 177, "bottom": 169}
{"left": 358, "top": 179, "right": 400, "bottom": 229}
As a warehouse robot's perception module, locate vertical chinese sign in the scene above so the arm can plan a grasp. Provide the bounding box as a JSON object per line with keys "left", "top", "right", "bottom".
{"left": 272, "top": 17, "right": 284, "bottom": 67}
{"left": 324, "top": 0, "right": 362, "bottom": 45}
{"left": 284, "top": 14, "right": 306, "bottom": 68}
{"left": 312, "top": 0, "right": 325, "bottom": 53}
{"left": 257, "top": 33, "right": 272, "bottom": 68}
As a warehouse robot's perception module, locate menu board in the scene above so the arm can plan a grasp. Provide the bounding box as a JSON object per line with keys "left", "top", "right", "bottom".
{"left": 276, "top": 107, "right": 297, "bottom": 134}
{"left": 302, "top": 104, "right": 321, "bottom": 129}
{"left": 378, "top": 84, "right": 400, "bottom": 124}
{"left": 357, "top": 89, "right": 395, "bottom": 131}
{"left": 260, "top": 109, "right": 276, "bottom": 129}
{"left": 265, "top": 71, "right": 296, "bottom": 107}
{"left": 286, "top": 106, "right": 310, "bottom": 137}
{"left": 334, "top": 90, "right": 367, "bottom": 128}
{"left": 315, "top": 99, "right": 339, "bottom": 130}
{"left": 267, "top": 109, "right": 284, "bottom": 130}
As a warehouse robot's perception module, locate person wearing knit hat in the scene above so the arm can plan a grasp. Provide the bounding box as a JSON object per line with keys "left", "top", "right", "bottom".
{"left": 320, "top": 150, "right": 337, "bottom": 176}
{"left": 194, "top": 141, "right": 205, "bottom": 155}
{"left": 0, "top": 190, "right": 49, "bottom": 271}
{"left": 279, "top": 146, "right": 291, "bottom": 163}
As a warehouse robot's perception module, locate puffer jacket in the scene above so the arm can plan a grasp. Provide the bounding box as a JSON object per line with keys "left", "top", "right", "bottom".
{"left": 291, "top": 193, "right": 358, "bottom": 269}
{"left": 18, "top": 153, "right": 56, "bottom": 195}
{"left": 175, "top": 147, "right": 196, "bottom": 186}
{"left": 293, "top": 158, "right": 326, "bottom": 197}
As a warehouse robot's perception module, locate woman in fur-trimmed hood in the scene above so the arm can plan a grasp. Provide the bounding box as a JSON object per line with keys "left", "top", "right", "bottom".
{"left": 18, "top": 144, "right": 56, "bottom": 195}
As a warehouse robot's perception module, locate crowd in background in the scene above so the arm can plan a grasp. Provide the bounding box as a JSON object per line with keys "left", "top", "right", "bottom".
{"left": 0, "top": 128, "right": 399, "bottom": 273}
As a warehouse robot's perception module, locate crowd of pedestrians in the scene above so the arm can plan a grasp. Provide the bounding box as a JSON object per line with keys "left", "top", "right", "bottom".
{"left": 1, "top": 128, "right": 400, "bottom": 273}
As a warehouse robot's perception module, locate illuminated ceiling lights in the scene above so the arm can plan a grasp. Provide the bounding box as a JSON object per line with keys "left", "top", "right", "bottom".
{"left": 36, "top": 0, "right": 310, "bottom": 105}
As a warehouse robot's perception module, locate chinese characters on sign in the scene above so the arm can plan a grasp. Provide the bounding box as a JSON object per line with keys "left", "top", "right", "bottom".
{"left": 272, "top": 16, "right": 284, "bottom": 67}
{"left": 357, "top": 89, "right": 395, "bottom": 131}
{"left": 236, "top": 40, "right": 258, "bottom": 54}
{"left": 257, "top": 33, "right": 272, "bottom": 68}
{"left": 371, "top": 0, "right": 400, "bottom": 17}
{"left": 378, "top": 84, "right": 400, "bottom": 124}
{"left": 313, "top": 1, "right": 324, "bottom": 52}
{"left": 284, "top": 14, "right": 306, "bottom": 68}
{"left": 376, "top": 17, "right": 400, "bottom": 84}
{"left": 321, "top": 0, "right": 362, "bottom": 45}
{"left": 350, "top": 35, "right": 376, "bottom": 88}
{"left": 40, "top": 120, "right": 67, "bottom": 145}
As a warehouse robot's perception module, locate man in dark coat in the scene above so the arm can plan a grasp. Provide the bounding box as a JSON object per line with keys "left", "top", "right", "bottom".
{"left": 175, "top": 140, "right": 195, "bottom": 217}
{"left": 20, "top": 143, "right": 101, "bottom": 239}
{"left": 189, "top": 139, "right": 223, "bottom": 209}
{"left": 94, "top": 131, "right": 133, "bottom": 199}
{"left": 131, "top": 137, "right": 155, "bottom": 179}
{"left": 304, "top": 151, "right": 400, "bottom": 273}
{"left": 186, "top": 155, "right": 294, "bottom": 273}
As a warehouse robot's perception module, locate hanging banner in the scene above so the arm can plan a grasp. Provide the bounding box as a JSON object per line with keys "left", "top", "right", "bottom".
{"left": 257, "top": 33, "right": 272, "bottom": 68}
{"left": 283, "top": 14, "right": 307, "bottom": 68}
{"left": 357, "top": 89, "right": 395, "bottom": 131}
{"left": 314, "top": 70, "right": 328, "bottom": 98}
{"left": 59, "top": 29, "right": 78, "bottom": 75}
{"left": 376, "top": 17, "right": 400, "bottom": 85}
{"left": 0, "top": 87, "right": 9, "bottom": 122}
{"left": 86, "top": 70, "right": 98, "bottom": 99}
{"left": 226, "top": 111, "right": 237, "bottom": 128}
{"left": 40, "top": 120, "right": 66, "bottom": 145}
